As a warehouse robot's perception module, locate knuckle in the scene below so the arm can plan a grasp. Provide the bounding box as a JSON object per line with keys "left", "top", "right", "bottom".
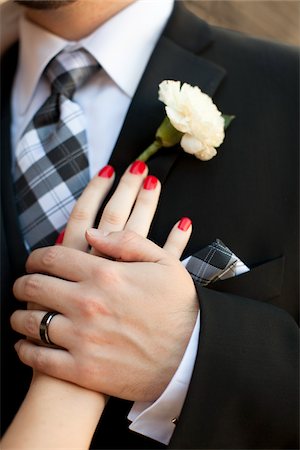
{"left": 41, "top": 246, "right": 60, "bottom": 268}
{"left": 24, "top": 311, "right": 39, "bottom": 336}
{"left": 83, "top": 298, "right": 107, "bottom": 318}
{"left": 102, "top": 207, "right": 122, "bottom": 226}
{"left": 17, "top": 341, "right": 45, "bottom": 370}
{"left": 70, "top": 205, "right": 90, "bottom": 223}
{"left": 78, "top": 292, "right": 110, "bottom": 318}
{"left": 33, "top": 347, "right": 48, "bottom": 372}
{"left": 23, "top": 274, "right": 42, "bottom": 300}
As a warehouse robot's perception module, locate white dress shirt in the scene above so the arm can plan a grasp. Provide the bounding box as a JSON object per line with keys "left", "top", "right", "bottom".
{"left": 11, "top": 0, "right": 200, "bottom": 444}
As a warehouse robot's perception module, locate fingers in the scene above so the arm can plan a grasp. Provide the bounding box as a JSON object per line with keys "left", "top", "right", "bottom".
{"left": 96, "top": 161, "right": 148, "bottom": 234}
{"left": 86, "top": 217, "right": 192, "bottom": 263}
{"left": 163, "top": 217, "right": 192, "bottom": 258}
{"left": 22, "top": 217, "right": 191, "bottom": 314}
{"left": 11, "top": 310, "right": 73, "bottom": 349}
{"left": 56, "top": 161, "right": 161, "bottom": 256}
{"left": 14, "top": 339, "right": 76, "bottom": 382}
{"left": 125, "top": 175, "right": 161, "bottom": 236}
{"left": 13, "top": 271, "right": 80, "bottom": 313}
{"left": 59, "top": 165, "right": 115, "bottom": 251}
{"left": 86, "top": 228, "right": 166, "bottom": 263}
{"left": 25, "top": 245, "right": 102, "bottom": 281}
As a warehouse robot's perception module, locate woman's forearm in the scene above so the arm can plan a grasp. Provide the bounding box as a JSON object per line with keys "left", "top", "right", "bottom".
{"left": 1, "top": 372, "right": 105, "bottom": 449}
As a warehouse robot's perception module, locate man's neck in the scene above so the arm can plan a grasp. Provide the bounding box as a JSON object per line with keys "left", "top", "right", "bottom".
{"left": 24, "top": 0, "right": 135, "bottom": 40}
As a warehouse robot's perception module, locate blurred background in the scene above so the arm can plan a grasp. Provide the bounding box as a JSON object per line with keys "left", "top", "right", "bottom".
{"left": 1, "top": 0, "right": 300, "bottom": 54}
{"left": 185, "top": 0, "right": 299, "bottom": 46}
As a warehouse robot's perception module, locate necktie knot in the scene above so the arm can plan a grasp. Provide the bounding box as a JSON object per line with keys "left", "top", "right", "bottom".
{"left": 44, "top": 48, "right": 99, "bottom": 99}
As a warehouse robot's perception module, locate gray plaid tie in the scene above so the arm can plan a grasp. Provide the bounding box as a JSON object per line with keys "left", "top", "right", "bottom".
{"left": 14, "top": 48, "right": 99, "bottom": 251}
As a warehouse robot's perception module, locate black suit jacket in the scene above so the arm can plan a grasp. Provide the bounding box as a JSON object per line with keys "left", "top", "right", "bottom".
{"left": 1, "top": 4, "right": 299, "bottom": 449}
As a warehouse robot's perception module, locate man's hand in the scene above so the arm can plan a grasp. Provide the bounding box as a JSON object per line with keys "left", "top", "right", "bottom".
{"left": 11, "top": 229, "right": 199, "bottom": 402}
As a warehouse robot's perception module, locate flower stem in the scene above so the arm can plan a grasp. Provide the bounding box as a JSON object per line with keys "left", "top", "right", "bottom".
{"left": 136, "top": 140, "right": 163, "bottom": 162}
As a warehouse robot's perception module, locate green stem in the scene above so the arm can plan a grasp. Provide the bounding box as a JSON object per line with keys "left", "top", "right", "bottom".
{"left": 136, "top": 140, "right": 163, "bottom": 162}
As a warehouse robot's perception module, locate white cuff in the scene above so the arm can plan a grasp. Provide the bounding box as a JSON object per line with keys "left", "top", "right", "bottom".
{"left": 128, "top": 311, "right": 200, "bottom": 445}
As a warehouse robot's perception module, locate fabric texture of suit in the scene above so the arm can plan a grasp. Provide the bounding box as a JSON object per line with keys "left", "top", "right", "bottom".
{"left": 1, "top": 3, "right": 299, "bottom": 448}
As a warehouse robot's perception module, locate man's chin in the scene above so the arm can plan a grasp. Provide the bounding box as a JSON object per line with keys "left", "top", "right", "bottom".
{"left": 15, "top": 0, "right": 78, "bottom": 10}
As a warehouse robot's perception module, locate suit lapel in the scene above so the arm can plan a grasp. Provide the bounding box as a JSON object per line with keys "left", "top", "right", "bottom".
{"left": 109, "top": 3, "right": 226, "bottom": 184}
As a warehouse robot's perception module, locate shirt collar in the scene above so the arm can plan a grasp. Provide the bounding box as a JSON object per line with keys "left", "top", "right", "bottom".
{"left": 16, "top": 0, "right": 174, "bottom": 115}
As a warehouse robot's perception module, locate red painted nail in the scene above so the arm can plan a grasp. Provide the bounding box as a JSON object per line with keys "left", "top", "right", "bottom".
{"left": 130, "top": 160, "right": 147, "bottom": 175}
{"left": 178, "top": 217, "right": 192, "bottom": 231}
{"left": 98, "top": 165, "right": 114, "bottom": 178}
{"left": 55, "top": 230, "right": 65, "bottom": 245}
{"left": 143, "top": 175, "right": 158, "bottom": 190}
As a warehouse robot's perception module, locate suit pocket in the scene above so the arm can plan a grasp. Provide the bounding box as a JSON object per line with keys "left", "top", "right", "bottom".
{"left": 208, "top": 256, "right": 285, "bottom": 301}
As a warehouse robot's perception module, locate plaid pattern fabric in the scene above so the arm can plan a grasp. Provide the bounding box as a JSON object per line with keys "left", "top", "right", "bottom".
{"left": 14, "top": 48, "right": 99, "bottom": 251}
{"left": 186, "top": 239, "right": 243, "bottom": 286}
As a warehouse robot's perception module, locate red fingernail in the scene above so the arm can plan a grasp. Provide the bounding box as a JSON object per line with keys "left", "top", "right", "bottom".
{"left": 178, "top": 217, "right": 192, "bottom": 231}
{"left": 130, "top": 160, "right": 147, "bottom": 175}
{"left": 143, "top": 175, "right": 158, "bottom": 190}
{"left": 55, "top": 230, "right": 65, "bottom": 244}
{"left": 98, "top": 165, "right": 114, "bottom": 178}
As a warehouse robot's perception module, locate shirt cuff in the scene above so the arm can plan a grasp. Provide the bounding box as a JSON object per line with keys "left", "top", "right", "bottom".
{"left": 127, "top": 311, "right": 200, "bottom": 445}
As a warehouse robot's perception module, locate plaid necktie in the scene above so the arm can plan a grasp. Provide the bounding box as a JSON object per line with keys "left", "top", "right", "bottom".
{"left": 14, "top": 48, "right": 99, "bottom": 251}
{"left": 186, "top": 239, "right": 248, "bottom": 286}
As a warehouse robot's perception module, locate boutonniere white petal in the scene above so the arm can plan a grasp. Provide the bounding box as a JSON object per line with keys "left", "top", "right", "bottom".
{"left": 137, "top": 80, "right": 234, "bottom": 162}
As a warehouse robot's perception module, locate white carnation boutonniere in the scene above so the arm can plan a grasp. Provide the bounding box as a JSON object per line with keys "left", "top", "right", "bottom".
{"left": 137, "top": 80, "right": 234, "bottom": 162}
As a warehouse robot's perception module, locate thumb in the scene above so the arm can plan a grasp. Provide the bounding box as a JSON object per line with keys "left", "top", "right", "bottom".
{"left": 86, "top": 228, "right": 166, "bottom": 263}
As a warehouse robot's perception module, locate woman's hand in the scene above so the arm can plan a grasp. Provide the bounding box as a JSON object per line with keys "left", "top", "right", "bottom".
{"left": 58, "top": 160, "right": 191, "bottom": 256}
{"left": 11, "top": 161, "right": 197, "bottom": 402}
{"left": 2, "top": 160, "right": 194, "bottom": 450}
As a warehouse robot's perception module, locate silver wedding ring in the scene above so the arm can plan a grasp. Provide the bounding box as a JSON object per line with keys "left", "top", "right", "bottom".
{"left": 39, "top": 311, "right": 59, "bottom": 345}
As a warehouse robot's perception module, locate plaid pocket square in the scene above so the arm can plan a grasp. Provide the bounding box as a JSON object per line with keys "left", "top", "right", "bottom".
{"left": 185, "top": 239, "right": 249, "bottom": 287}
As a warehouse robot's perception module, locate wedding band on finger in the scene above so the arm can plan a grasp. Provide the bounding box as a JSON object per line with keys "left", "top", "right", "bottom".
{"left": 39, "top": 311, "right": 59, "bottom": 346}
